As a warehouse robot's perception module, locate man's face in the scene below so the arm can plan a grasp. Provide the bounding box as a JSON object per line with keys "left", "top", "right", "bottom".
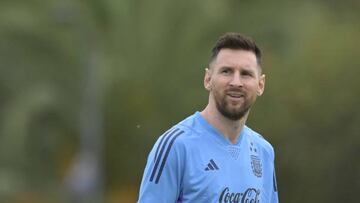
{"left": 204, "top": 49, "right": 265, "bottom": 120}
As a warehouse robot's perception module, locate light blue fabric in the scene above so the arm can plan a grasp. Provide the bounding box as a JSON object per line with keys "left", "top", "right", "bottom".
{"left": 138, "top": 112, "right": 279, "bottom": 203}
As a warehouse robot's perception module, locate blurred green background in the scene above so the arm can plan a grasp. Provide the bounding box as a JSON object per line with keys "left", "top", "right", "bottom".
{"left": 1, "top": 0, "right": 359, "bottom": 202}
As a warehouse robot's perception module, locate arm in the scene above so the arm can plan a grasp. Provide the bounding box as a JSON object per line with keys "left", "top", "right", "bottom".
{"left": 271, "top": 169, "right": 279, "bottom": 203}
{"left": 138, "top": 128, "right": 184, "bottom": 203}
{"left": 270, "top": 147, "right": 279, "bottom": 203}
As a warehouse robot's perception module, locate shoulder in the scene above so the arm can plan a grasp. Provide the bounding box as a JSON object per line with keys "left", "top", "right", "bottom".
{"left": 152, "top": 114, "right": 201, "bottom": 155}
{"left": 245, "top": 126, "right": 275, "bottom": 158}
{"left": 145, "top": 119, "right": 198, "bottom": 177}
{"left": 166, "top": 113, "right": 203, "bottom": 144}
{"left": 164, "top": 126, "right": 199, "bottom": 152}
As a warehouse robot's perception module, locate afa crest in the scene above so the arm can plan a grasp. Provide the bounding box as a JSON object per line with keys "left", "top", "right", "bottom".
{"left": 251, "top": 155, "right": 262, "bottom": 178}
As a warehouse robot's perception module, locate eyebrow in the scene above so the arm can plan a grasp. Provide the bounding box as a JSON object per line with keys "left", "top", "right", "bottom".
{"left": 217, "top": 66, "right": 234, "bottom": 72}
{"left": 218, "top": 66, "right": 233, "bottom": 70}
{"left": 218, "top": 65, "right": 260, "bottom": 75}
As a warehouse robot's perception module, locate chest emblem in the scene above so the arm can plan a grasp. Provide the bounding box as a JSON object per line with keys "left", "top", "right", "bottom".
{"left": 251, "top": 155, "right": 262, "bottom": 177}
{"left": 250, "top": 142, "right": 262, "bottom": 178}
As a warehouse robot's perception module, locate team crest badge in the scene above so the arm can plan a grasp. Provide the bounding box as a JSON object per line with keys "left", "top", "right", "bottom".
{"left": 251, "top": 155, "right": 262, "bottom": 177}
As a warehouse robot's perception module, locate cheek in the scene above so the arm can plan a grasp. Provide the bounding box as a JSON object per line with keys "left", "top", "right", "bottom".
{"left": 212, "top": 77, "right": 227, "bottom": 88}
{"left": 212, "top": 82, "right": 225, "bottom": 94}
{"left": 246, "top": 81, "right": 260, "bottom": 90}
{"left": 210, "top": 85, "right": 223, "bottom": 99}
{"left": 243, "top": 84, "right": 259, "bottom": 98}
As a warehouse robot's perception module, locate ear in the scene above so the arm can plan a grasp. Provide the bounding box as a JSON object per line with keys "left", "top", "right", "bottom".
{"left": 204, "top": 68, "right": 212, "bottom": 91}
{"left": 257, "top": 74, "right": 265, "bottom": 96}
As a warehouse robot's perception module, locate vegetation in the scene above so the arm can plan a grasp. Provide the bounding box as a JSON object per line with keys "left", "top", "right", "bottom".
{"left": 0, "top": 0, "right": 359, "bottom": 202}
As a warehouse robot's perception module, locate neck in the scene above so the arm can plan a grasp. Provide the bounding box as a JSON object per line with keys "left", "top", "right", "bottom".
{"left": 200, "top": 104, "right": 248, "bottom": 144}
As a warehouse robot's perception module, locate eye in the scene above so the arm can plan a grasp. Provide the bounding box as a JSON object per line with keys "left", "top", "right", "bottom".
{"left": 241, "top": 70, "right": 254, "bottom": 77}
{"left": 220, "top": 68, "right": 232, "bottom": 75}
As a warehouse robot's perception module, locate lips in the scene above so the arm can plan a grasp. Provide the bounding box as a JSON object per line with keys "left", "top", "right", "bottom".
{"left": 226, "top": 91, "right": 245, "bottom": 98}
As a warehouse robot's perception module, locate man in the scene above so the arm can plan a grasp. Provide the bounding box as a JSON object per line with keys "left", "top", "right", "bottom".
{"left": 138, "top": 32, "right": 279, "bottom": 203}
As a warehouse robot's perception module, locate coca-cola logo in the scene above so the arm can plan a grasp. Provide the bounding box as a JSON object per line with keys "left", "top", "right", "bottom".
{"left": 218, "top": 187, "right": 260, "bottom": 203}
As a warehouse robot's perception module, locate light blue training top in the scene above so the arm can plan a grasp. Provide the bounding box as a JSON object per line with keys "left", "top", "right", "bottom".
{"left": 138, "top": 112, "right": 279, "bottom": 203}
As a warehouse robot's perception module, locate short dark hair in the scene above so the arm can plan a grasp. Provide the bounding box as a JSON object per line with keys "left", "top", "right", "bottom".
{"left": 209, "top": 32, "right": 262, "bottom": 67}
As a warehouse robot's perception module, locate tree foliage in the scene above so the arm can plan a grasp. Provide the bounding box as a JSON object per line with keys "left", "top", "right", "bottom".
{"left": 0, "top": 0, "right": 359, "bottom": 202}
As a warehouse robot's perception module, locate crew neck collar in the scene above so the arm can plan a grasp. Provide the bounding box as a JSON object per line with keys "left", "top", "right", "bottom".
{"left": 194, "top": 111, "right": 246, "bottom": 146}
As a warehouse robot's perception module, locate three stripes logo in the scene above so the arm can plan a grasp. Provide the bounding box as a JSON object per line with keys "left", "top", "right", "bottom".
{"left": 204, "top": 159, "right": 219, "bottom": 171}
{"left": 149, "top": 128, "right": 184, "bottom": 184}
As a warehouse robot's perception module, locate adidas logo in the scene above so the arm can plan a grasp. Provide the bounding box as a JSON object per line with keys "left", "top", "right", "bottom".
{"left": 204, "top": 159, "right": 219, "bottom": 171}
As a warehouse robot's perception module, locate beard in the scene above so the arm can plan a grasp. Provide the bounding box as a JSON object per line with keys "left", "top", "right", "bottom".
{"left": 214, "top": 90, "right": 253, "bottom": 121}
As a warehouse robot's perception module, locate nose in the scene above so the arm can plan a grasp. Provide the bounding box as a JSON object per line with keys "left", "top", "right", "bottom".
{"left": 229, "top": 73, "right": 243, "bottom": 87}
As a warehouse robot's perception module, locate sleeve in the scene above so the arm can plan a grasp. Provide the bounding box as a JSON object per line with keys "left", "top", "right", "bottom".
{"left": 270, "top": 147, "right": 279, "bottom": 203}
{"left": 271, "top": 169, "right": 279, "bottom": 203}
{"left": 138, "top": 128, "right": 185, "bottom": 203}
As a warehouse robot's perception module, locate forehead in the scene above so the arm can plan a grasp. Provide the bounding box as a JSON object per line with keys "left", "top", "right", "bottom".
{"left": 212, "top": 49, "right": 259, "bottom": 70}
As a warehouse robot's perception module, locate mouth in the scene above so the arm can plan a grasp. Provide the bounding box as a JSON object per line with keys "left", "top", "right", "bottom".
{"left": 226, "top": 91, "right": 244, "bottom": 98}
{"left": 226, "top": 92, "right": 245, "bottom": 102}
